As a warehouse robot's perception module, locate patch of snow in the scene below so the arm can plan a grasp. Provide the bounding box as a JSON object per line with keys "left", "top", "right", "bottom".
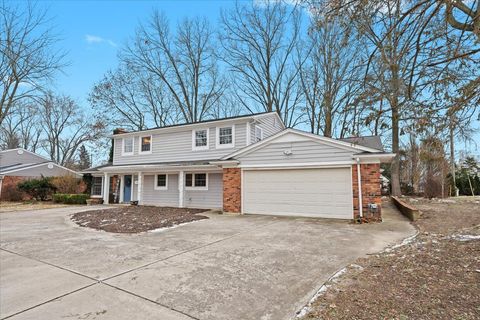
{"left": 383, "top": 231, "right": 419, "bottom": 253}
{"left": 148, "top": 219, "right": 203, "bottom": 233}
{"left": 296, "top": 267, "right": 348, "bottom": 318}
{"left": 451, "top": 234, "right": 480, "bottom": 242}
{"left": 438, "top": 199, "right": 456, "bottom": 203}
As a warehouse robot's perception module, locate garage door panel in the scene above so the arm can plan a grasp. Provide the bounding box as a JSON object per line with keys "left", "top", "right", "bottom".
{"left": 243, "top": 168, "right": 353, "bottom": 219}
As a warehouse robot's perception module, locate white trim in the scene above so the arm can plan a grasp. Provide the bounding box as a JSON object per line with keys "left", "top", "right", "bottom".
{"left": 121, "top": 137, "right": 134, "bottom": 156}
{"left": 184, "top": 172, "right": 209, "bottom": 190}
{"left": 138, "top": 135, "right": 153, "bottom": 154}
{"left": 137, "top": 172, "right": 143, "bottom": 204}
{"left": 240, "top": 161, "right": 355, "bottom": 170}
{"left": 215, "top": 125, "right": 235, "bottom": 149}
{"left": 178, "top": 171, "right": 184, "bottom": 207}
{"left": 103, "top": 173, "right": 109, "bottom": 204}
{"left": 356, "top": 159, "right": 363, "bottom": 218}
{"left": 0, "top": 162, "right": 81, "bottom": 176}
{"left": 254, "top": 126, "right": 263, "bottom": 143}
{"left": 119, "top": 175, "right": 125, "bottom": 202}
{"left": 154, "top": 173, "right": 168, "bottom": 190}
{"left": 192, "top": 128, "right": 210, "bottom": 151}
{"left": 240, "top": 168, "right": 244, "bottom": 214}
{"left": 221, "top": 128, "right": 383, "bottom": 160}
{"left": 109, "top": 112, "right": 280, "bottom": 138}
{"left": 246, "top": 122, "right": 251, "bottom": 145}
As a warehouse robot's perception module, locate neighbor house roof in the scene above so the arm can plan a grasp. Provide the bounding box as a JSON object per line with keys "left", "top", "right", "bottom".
{"left": 339, "top": 136, "right": 384, "bottom": 151}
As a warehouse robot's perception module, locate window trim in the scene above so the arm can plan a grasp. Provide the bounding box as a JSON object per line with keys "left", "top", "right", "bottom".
{"left": 215, "top": 125, "right": 235, "bottom": 149}
{"left": 254, "top": 126, "right": 263, "bottom": 143}
{"left": 154, "top": 174, "right": 168, "bottom": 190}
{"left": 122, "top": 137, "right": 134, "bottom": 156}
{"left": 192, "top": 129, "right": 209, "bottom": 151}
{"left": 91, "top": 176, "right": 103, "bottom": 198}
{"left": 138, "top": 135, "right": 153, "bottom": 154}
{"left": 185, "top": 173, "right": 208, "bottom": 190}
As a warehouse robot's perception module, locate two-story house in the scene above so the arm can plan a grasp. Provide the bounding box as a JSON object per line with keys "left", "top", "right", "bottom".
{"left": 84, "top": 112, "right": 394, "bottom": 221}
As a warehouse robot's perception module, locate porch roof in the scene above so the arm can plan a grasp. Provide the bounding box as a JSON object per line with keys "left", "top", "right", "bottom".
{"left": 90, "top": 160, "right": 222, "bottom": 174}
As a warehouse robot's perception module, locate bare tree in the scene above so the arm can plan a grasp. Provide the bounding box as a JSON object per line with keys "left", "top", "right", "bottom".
{"left": 90, "top": 65, "right": 177, "bottom": 131}
{"left": 0, "top": 101, "right": 42, "bottom": 151}
{"left": 0, "top": 2, "right": 65, "bottom": 125}
{"left": 299, "top": 15, "right": 366, "bottom": 137}
{"left": 220, "top": 1, "right": 304, "bottom": 126}
{"left": 40, "top": 92, "right": 106, "bottom": 167}
{"left": 123, "top": 13, "right": 226, "bottom": 123}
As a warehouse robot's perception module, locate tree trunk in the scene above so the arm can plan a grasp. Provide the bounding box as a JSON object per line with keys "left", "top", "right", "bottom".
{"left": 449, "top": 117, "right": 457, "bottom": 196}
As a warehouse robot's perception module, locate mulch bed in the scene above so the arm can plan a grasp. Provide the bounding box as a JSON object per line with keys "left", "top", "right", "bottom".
{"left": 71, "top": 206, "right": 208, "bottom": 233}
{"left": 303, "top": 197, "right": 480, "bottom": 320}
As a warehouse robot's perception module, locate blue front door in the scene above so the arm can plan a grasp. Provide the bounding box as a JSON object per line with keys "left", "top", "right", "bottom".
{"left": 124, "top": 175, "right": 132, "bottom": 202}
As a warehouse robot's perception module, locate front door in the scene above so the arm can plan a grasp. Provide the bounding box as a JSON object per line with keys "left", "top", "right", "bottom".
{"left": 124, "top": 175, "right": 132, "bottom": 203}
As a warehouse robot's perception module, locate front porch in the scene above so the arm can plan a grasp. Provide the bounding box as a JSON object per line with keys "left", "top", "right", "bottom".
{"left": 90, "top": 165, "right": 224, "bottom": 210}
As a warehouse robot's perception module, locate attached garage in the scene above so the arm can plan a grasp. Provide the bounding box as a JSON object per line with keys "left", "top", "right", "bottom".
{"left": 243, "top": 168, "right": 353, "bottom": 219}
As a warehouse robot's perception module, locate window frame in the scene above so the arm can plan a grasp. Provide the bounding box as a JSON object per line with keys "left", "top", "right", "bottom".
{"left": 254, "top": 126, "right": 263, "bottom": 143}
{"left": 154, "top": 174, "right": 168, "bottom": 190}
{"left": 138, "top": 135, "right": 153, "bottom": 154}
{"left": 91, "top": 176, "right": 103, "bottom": 197}
{"left": 192, "top": 128, "right": 209, "bottom": 151}
{"left": 215, "top": 125, "right": 235, "bottom": 149}
{"left": 122, "top": 137, "right": 134, "bottom": 156}
{"left": 184, "top": 173, "right": 208, "bottom": 190}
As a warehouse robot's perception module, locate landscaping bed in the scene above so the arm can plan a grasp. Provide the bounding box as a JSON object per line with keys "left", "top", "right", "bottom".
{"left": 302, "top": 197, "right": 480, "bottom": 320}
{"left": 71, "top": 206, "right": 209, "bottom": 233}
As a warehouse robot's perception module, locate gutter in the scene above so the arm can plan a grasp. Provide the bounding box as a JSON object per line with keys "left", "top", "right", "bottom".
{"left": 356, "top": 158, "right": 363, "bottom": 219}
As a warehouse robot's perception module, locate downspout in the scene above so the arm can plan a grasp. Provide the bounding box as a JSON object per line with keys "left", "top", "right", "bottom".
{"left": 0, "top": 175, "right": 4, "bottom": 200}
{"left": 356, "top": 158, "right": 363, "bottom": 219}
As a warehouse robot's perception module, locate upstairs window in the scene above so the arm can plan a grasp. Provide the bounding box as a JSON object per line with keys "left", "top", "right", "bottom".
{"left": 192, "top": 129, "right": 209, "bottom": 150}
{"left": 139, "top": 135, "right": 152, "bottom": 153}
{"left": 122, "top": 137, "right": 134, "bottom": 155}
{"left": 216, "top": 126, "right": 234, "bottom": 148}
{"left": 255, "top": 126, "right": 263, "bottom": 143}
{"left": 154, "top": 174, "right": 168, "bottom": 190}
{"left": 185, "top": 173, "right": 208, "bottom": 189}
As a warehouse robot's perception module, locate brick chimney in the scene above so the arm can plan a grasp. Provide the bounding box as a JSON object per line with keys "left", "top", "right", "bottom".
{"left": 113, "top": 128, "right": 128, "bottom": 135}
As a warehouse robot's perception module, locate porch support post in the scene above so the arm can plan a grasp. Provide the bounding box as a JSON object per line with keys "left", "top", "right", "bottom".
{"left": 178, "top": 170, "right": 184, "bottom": 208}
{"left": 137, "top": 172, "right": 143, "bottom": 205}
{"left": 103, "top": 172, "right": 109, "bottom": 204}
{"left": 119, "top": 175, "right": 124, "bottom": 203}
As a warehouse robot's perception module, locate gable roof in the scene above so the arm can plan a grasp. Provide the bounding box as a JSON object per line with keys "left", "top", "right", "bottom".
{"left": 110, "top": 111, "right": 284, "bottom": 138}
{"left": 221, "top": 128, "right": 385, "bottom": 160}
{"left": 339, "top": 136, "right": 384, "bottom": 151}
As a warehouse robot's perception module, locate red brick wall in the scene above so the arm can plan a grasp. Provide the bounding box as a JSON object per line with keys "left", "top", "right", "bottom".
{"left": 352, "top": 164, "right": 382, "bottom": 222}
{"left": 223, "top": 168, "right": 241, "bottom": 213}
{"left": 0, "top": 176, "right": 32, "bottom": 201}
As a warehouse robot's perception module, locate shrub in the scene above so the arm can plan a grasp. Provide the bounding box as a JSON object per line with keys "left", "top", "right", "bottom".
{"left": 17, "top": 177, "right": 57, "bottom": 201}
{"left": 53, "top": 193, "right": 89, "bottom": 204}
{"left": 1, "top": 186, "right": 25, "bottom": 201}
{"left": 52, "top": 175, "right": 86, "bottom": 194}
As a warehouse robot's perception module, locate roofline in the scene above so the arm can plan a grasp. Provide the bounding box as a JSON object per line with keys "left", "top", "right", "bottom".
{"left": 0, "top": 161, "right": 81, "bottom": 176}
{"left": 0, "top": 148, "right": 51, "bottom": 162}
{"left": 221, "top": 128, "right": 383, "bottom": 160}
{"left": 109, "top": 111, "right": 281, "bottom": 138}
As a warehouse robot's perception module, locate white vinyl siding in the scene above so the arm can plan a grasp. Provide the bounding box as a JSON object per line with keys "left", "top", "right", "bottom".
{"left": 243, "top": 168, "right": 353, "bottom": 219}
{"left": 237, "top": 140, "right": 354, "bottom": 165}
{"left": 113, "top": 122, "right": 248, "bottom": 165}
{"left": 142, "top": 174, "right": 179, "bottom": 206}
{"left": 249, "top": 113, "right": 283, "bottom": 143}
{"left": 184, "top": 173, "right": 222, "bottom": 209}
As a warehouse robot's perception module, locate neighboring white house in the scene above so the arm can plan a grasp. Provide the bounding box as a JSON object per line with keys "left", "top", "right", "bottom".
{"left": 0, "top": 148, "right": 81, "bottom": 200}
{"left": 83, "top": 112, "right": 394, "bottom": 221}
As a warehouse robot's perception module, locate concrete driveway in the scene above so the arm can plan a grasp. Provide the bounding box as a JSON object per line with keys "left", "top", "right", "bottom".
{"left": 0, "top": 204, "right": 415, "bottom": 320}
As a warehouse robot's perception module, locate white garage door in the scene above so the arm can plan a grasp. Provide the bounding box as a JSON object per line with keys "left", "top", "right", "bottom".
{"left": 243, "top": 168, "right": 353, "bottom": 219}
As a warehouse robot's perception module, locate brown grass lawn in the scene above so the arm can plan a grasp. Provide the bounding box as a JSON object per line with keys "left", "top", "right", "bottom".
{"left": 302, "top": 196, "right": 480, "bottom": 320}
{"left": 0, "top": 201, "right": 69, "bottom": 213}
